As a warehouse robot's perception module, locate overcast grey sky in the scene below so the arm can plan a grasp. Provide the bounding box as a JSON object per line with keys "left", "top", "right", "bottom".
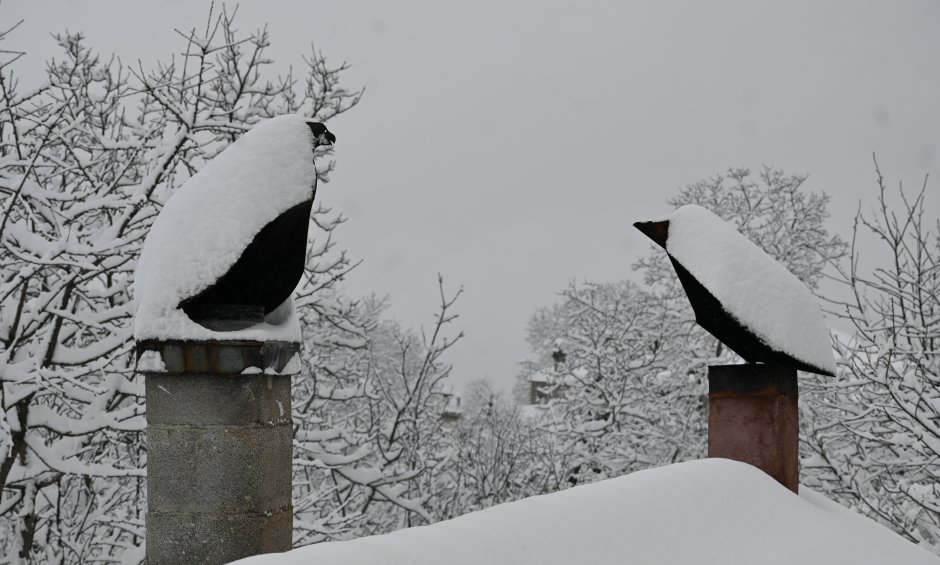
{"left": 7, "top": 1, "right": 939, "bottom": 390}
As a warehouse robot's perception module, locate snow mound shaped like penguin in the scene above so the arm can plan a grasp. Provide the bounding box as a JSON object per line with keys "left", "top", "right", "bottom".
{"left": 635, "top": 205, "right": 836, "bottom": 376}
{"left": 134, "top": 115, "right": 335, "bottom": 341}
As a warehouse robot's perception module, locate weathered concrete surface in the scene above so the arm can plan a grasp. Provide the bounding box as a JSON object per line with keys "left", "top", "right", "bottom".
{"left": 146, "top": 372, "right": 292, "bottom": 426}
{"left": 147, "top": 507, "right": 292, "bottom": 565}
{"left": 708, "top": 364, "right": 799, "bottom": 493}
{"left": 147, "top": 414, "right": 292, "bottom": 514}
{"left": 143, "top": 341, "right": 295, "bottom": 565}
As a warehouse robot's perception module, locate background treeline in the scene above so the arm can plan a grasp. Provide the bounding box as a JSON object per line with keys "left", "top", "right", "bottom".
{"left": 0, "top": 9, "right": 936, "bottom": 563}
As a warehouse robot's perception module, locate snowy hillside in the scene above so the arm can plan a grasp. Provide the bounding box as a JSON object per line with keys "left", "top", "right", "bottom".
{"left": 235, "top": 459, "right": 935, "bottom": 565}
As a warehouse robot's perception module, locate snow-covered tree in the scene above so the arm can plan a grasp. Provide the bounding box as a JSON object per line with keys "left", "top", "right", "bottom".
{"left": 431, "top": 380, "right": 561, "bottom": 518}
{"left": 292, "top": 277, "right": 464, "bottom": 543}
{"left": 0, "top": 8, "right": 359, "bottom": 561}
{"left": 802, "top": 161, "right": 939, "bottom": 553}
{"left": 519, "top": 281, "right": 704, "bottom": 483}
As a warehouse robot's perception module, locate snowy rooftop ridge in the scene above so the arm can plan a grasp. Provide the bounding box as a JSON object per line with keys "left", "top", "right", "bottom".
{"left": 134, "top": 115, "right": 320, "bottom": 342}
{"left": 234, "top": 459, "right": 933, "bottom": 565}
{"left": 663, "top": 204, "right": 836, "bottom": 375}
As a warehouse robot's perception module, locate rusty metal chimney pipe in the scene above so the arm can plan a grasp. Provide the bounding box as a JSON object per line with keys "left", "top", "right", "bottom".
{"left": 708, "top": 364, "right": 799, "bottom": 493}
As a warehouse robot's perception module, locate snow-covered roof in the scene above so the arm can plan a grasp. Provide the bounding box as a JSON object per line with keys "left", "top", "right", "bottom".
{"left": 233, "top": 459, "right": 933, "bottom": 565}
{"left": 527, "top": 371, "right": 552, "bottom": 384}
{"left": 663, "top": 205, "right": 836, "bottom": 375}
{"left": 134, "top": 115, "right": 322, "bottom": 342}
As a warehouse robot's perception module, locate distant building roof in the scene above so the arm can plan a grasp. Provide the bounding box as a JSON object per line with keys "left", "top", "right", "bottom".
{"left": 441, "top": 394, "right": 462, "bottom": 421}
{"left": 527, "top": 371, "right": 553, "bottom": 384}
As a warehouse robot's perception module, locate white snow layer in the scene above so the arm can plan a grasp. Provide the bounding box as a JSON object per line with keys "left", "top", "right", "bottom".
{"left": 134, "top": 115, "right": 321, "bottom": 341}
{"left": 135, "top": 350, "right": 165, "bottom": 372}
{"left": 664, "top": 205, "right": 836, "bottom": 375}
{"left": 234, "top": 459, "right": 935, "bottom": 565}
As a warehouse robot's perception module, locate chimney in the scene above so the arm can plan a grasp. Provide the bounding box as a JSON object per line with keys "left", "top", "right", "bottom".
{"left": 140, "top": 339, "right": 297, "bottom": 564}
{"left": 707, "top": 364, "right": 798, "bottom": 492}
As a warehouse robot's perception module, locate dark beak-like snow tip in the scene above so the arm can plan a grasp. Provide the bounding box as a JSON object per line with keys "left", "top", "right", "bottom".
{"left": 633, "top": 220, "right": 670, "bottom": 249}
{"left": 306, "top": 121, "right": 336, "bottom": 145}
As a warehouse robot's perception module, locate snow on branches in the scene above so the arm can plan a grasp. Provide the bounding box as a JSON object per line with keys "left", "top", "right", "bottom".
{"left": 292, "top": 278, "right": 464, "bottom": 543}
{"left": 0, "top": 7, "right": 360, "bottom": 561}
{"left": 802, "top": 160, "right": 939, "bottom": 551}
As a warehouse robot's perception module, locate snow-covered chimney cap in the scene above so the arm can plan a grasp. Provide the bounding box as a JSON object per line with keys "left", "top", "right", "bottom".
{"left": 134, "top": 115, "right": 331, "bottom": 343}
{"left": 634, "top": 204, "right": 836, "bottom": 376}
